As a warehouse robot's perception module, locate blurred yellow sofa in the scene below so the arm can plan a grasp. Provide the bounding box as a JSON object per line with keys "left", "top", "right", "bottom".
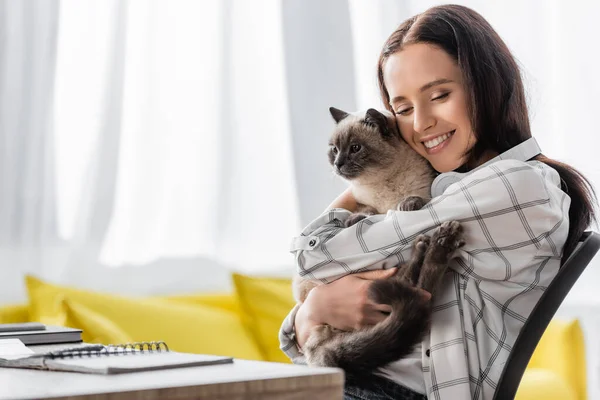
{"left": 0, "top": 274, "right": 586, "bottom": 400}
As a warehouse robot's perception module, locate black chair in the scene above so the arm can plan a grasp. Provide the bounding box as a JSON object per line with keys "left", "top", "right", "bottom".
{"left": 493, "top": 231, "right": 600, "bottom": 400}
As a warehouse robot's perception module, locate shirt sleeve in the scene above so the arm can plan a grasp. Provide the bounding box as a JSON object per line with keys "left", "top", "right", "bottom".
{"left": 278, "top": 303, "right": 308, "bottom": 364}
{"left": 289, "top": 159, "right": 571, "bottom": 283}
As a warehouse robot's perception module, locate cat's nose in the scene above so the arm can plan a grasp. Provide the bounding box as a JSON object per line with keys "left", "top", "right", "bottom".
{"left": 334, "top": 159, "right": 345, "bottom": 168}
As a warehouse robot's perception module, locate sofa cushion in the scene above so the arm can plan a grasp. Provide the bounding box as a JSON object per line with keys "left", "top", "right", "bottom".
{"left": 231, "top": 273, "right": 295, "bottom": 363}
{"left": 63, "top": 299, "right": 133, "bottom": 344}
{"left": 516, "top": 369, "right": 577, "bottom": 400}
{"left": 25, "top": 275, "right": 264, "bottom": 360}
{"left": 0, "top": 304, "right": 28, "bottom": 323}
{"left": 526, "top": 319, "right": 586, "bottom": 399}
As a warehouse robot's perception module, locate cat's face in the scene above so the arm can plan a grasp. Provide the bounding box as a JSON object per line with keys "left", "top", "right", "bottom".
{"left": 327, "top": 108, "right": 406, "bottom": 181}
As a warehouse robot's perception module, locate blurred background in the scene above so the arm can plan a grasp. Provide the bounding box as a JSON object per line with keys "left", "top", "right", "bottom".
{"left": 0, "top": 0, "right": 599, "bottom": 395}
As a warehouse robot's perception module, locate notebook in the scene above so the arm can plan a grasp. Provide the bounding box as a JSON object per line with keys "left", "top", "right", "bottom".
{"left": 0, "top": 339, "right": 233, "bottom": 374}
{"left": 0, "top": 323, "right": 82, "bottom": 345}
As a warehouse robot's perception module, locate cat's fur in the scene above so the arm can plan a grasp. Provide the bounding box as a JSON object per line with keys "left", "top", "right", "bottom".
{"left": 293, "top": 107, "right": 464, "bottom": 376}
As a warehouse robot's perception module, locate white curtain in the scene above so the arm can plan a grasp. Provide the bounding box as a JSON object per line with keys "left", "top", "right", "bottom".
{"left": 55, "top": 0, "right": 300, "bottom": 269}
{"left": 0, "top": 0, "right": 62, "bottom": 303}
{"left": 1, "top": 0, "right": 303, "bottom": 302}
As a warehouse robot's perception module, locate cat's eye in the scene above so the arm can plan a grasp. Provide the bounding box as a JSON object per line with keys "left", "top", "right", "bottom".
{"left": 350, "top": 144, "right": 361, "bottom": 153}
{"left": 331, "top": 146, "right": 338, "bottom": 154}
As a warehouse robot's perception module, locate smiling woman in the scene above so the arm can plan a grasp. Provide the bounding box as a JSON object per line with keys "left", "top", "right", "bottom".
{"left": 280, "top": 4, "right": 597, "bottom": 400}
{"left": 375, "top": 5, "right": 596, "bottom": 260}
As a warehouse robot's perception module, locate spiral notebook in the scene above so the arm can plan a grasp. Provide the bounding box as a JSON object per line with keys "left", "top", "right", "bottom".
{"left": 0, "top": 340, "right": 233, "bottom": 374}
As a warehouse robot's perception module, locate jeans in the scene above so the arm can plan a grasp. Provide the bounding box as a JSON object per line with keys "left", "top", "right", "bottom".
{"left": 344, "top": 373, "right": 427, "bottom": 400}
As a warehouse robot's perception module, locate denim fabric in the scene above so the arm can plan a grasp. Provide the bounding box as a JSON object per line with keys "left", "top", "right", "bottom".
{"left": 344, "top": 373, "right": 427, "bottom": 400}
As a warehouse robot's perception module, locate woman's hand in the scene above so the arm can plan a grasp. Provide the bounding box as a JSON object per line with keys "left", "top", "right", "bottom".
{"left": 294, "top": 268, "right": 397, "bottom": 349}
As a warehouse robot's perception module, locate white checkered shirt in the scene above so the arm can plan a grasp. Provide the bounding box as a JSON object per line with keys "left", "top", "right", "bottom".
{"left": 279, "top": 159, "right": 570, "bottom": 400}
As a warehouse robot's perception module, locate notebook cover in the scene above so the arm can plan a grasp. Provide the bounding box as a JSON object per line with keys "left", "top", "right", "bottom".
{"left": 0, "top": 326, "right": 82, "bottom": 345}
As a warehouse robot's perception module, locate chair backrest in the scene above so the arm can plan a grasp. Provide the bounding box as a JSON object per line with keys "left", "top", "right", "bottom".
{"left": 493, "top": 231, "right": 600, "bottom": 400}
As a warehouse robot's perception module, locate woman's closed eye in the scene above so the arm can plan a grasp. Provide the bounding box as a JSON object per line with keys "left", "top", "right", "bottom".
{"left": 395, "top": 106, "right": 413, "bottom": 116}
{"left": 432, "top": 92, "right": 450, "bottom": 101}
{"left": 395, "top": 92, "right": 450, "bottom": 115}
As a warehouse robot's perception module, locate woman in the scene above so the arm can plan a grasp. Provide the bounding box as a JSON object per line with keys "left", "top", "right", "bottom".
{"left": 280, "top": 4, "right": 596, "bottom": 400}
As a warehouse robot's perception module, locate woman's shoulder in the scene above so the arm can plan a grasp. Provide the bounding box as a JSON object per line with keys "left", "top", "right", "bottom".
{"left": 466, "top": 158, "right": 561, "bottom": 189}
{"left": 433, "top": 158, "right": 565, "bottom": 209}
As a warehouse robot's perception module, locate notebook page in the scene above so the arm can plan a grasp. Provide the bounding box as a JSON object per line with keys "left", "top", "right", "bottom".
{"left": 0, "top": 339, "right": 45, "bottom": 369}
{"left": 0, "top": 339, "right": 35, "bottom": 359}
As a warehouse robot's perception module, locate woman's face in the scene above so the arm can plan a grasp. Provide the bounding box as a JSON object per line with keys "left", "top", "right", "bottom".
{"left": 383, "top": 43, "right": 475, "bottom": 173}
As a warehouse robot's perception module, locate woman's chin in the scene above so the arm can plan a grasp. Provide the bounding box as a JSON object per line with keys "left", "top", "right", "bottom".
{"left": 428, "top": 155, "right": 467, "bottom": 174}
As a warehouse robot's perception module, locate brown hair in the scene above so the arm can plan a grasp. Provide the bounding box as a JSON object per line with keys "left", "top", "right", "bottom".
{"left": 377, "top": 4, "right": 596, "bottom": 260}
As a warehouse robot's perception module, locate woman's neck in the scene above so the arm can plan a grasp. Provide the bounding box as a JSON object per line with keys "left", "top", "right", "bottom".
{"left": 455, "top": 150, "right": 499, "bottom": 172}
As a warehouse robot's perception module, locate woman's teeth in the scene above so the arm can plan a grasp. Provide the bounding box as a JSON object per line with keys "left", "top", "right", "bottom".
{"left": 424, "top": 131, "right": 454, "bottom": 149}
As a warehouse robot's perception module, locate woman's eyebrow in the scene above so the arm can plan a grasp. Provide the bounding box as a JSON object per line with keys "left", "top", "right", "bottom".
{"left": 389, "top": 78, "right": 454, "bottom": 104}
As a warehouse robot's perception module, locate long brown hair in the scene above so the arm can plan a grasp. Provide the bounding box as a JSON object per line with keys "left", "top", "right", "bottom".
{"left": 377, "top": 4, "right": 596, "bottom": 260}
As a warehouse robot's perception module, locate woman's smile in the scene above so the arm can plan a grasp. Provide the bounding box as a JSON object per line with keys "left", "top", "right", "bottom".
{"left": 422, "top": 130, "right": 455, "bottom": 154}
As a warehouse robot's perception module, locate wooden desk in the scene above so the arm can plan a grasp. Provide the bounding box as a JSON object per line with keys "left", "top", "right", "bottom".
{"left": 0, "top": 343, "right": 344, "bottom": 400}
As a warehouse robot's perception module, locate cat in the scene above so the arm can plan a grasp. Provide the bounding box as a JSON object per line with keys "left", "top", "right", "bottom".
{"left": 293, "top": 107, "right": 464, "bottom": 376}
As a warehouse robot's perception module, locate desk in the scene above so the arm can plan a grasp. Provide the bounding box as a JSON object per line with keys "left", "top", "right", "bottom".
{"left": 0, "top": 343, "right": 344, "bottom": 400}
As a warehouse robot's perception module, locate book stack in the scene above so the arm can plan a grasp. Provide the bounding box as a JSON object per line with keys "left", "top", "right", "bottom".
{"left": 0, "top": 323, "right": 82, "bottom": 345}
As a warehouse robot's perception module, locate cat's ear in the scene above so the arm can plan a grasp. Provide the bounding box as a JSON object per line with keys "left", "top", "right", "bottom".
{"left": 364, "top": 108, "right": 392, "bottom": 137}
{"left": 329, "top": 107, "right": 349, "bottom": 124}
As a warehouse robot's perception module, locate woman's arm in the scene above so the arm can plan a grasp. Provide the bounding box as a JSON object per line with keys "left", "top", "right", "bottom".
{"left": 292, "top": 160, "right": 570, "bottom": 283}
{"left": 279, "top": 269, "right": 396, "bottom": 363}
{"left": 293, "top": 268, "right": 396, "bottom": 347}
{"left": 326, "top": 187, "right": 358, "bottom": 212}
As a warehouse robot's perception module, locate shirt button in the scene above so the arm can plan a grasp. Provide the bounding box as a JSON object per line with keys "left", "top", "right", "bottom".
{"left": 426, "top": 349, "right": 431, "bottom": 357}
{"left": 309, "top": 239, "right": 316, "bottom": 247}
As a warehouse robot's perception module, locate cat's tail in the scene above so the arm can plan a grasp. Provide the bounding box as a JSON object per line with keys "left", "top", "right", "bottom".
{"left": 331, "top": 278, "right": 431, "bottom": 377}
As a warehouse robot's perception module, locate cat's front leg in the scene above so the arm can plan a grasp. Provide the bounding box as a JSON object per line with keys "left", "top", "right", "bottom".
{"left": 396, "top": 195, "right": 428, "bottom": 211}
{"left": 417, "top": 221, "right": 465, "bottom": 294}
{"left": 345, "top": 205, "right": 378, "bottom": 227}
{"left": 397, "top": 234, "right": 431, "bottom": 285}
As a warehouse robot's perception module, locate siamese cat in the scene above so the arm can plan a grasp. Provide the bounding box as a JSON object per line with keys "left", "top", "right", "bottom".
{"left": 293, "top": 107, "right": 464, "bottom": 376}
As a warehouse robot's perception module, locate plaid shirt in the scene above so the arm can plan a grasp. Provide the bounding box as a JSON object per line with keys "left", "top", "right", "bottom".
{"left": 279, "top": 159, "right": 570, "bottom": 400}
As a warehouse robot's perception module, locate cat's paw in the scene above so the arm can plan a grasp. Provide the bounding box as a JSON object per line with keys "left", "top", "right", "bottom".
{"left": 304, "top": 325, "right": 339, "bottom": 367}
{"left": 311, "top": 324, "right": 337, "bottom": 341}
{"left": 304, "top": 325, "right": 338, "bottom": 353}
{"left": 406, "top": 235, "right": 431, "bottom": 270}
{"left": 413, "top": 234, "right": 431, "bottom": 253}
{"left": 432, "top": 221, "right": 465, "bottom": 251}
{"left": 345, "top": 213, "right": 369, "bottom": 227}
{"left": 397, "top": 196, "right": 428, "bottom": 211}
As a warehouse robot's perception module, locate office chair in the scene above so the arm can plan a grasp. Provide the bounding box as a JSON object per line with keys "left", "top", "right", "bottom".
{"left": 493, "top": 231, "right": 600, "bottom": 400}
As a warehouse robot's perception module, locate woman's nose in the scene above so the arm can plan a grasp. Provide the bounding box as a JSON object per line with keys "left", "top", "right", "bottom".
{"left": 413, "top": 108, "right": 436, "bottom": 134}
